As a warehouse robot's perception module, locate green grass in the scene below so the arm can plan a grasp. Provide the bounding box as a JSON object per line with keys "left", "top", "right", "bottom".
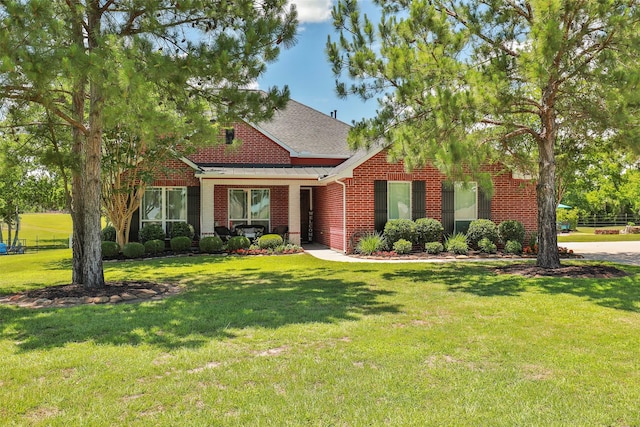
{"left": 558, "top": 226, "right": 640, "bottom": 242}
{"left": 8, "top": 213, "right": 73, "bottom": 249}
{"left": 1, "top": 251, "right": 640, "bottom": 425}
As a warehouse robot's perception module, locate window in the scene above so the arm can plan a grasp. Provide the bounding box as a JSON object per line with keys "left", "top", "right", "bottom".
{"left": 141, "top": 187, "right": 187, "bottom": 234}
{"left": 387, "top": 182, "right": 411, "bottom": 220}
{"left": 454, "top": 182, "right": 477, "bottom": 234}
{"left": 228, "top": 189, "right": 270, "bottom": 230}
{"left": 225, "top": 128, "right": 234, "bottom": 144}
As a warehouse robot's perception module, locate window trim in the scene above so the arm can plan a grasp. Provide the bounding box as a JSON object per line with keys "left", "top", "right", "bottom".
{"left": 228, "top": 188, "right": 271, "bottom": 230}
{"left": 387, "top": 181, "right": 412, "bottom": 221}
{"left": 140, "top": 186, "right": 188, "bottom": 233}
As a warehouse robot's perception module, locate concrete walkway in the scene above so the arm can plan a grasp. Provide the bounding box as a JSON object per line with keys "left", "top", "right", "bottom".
{"left": 304, "top": 241, "right": 640, "bottom": 266}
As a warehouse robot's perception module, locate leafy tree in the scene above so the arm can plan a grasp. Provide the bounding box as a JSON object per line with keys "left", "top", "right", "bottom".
{"left": 0, "top": 0, "right": 297, "bottom": 288}
{"left": 328, "top": 0, "right": 640, "bottom": 268}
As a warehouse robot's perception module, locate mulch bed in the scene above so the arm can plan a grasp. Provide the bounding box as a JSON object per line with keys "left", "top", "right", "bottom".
{"left": 19, "top": 281, "right": 173, "bottom": 300}
{"left": 495, "top": 264, "right": 629, "bottom": 279}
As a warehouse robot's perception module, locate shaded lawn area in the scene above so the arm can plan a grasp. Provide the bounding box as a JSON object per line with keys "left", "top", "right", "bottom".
{"left": 1, "top": 250, "right": 640, "bottom": 426}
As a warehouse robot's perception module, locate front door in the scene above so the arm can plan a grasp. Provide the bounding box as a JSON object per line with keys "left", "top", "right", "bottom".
{"left": 300, "top": 189, "right": 311, "bottom": 243}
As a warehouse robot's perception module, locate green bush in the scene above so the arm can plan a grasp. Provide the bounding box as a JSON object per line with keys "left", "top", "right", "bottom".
{"left": 356, "top": 232, "right": 385, "bottom": 255}
{"left": 170, "top": 222, "right": 195, "bottom": 239}
{"left": 139, "top": 223, "right": 165, "bottom": 243}
{"left": 101, "top": 241, "right": 120, "bottom": 258}
{"left": 199, "top": 236, "right": 224, "bottom": 253}
{"left": 227, "top": 235, "right": 251, "bottom": 252}
{"left": 122, "top": 242, "right": 145, "bottom": 259}
{"left": 498, "top": 220, "right": 526, "bottom": 244}
{"left": 425, "top": 241, "right": 444, "bottom": 254}
{"left": 415, "top": 218, "right": 444, "bottom": 244}
{"left": 170, "top": 236, "right": 192, "bottom": 253}
{"left": 478, "top": 237, "right": 497, "bottom": 254}
{"left": 556, "top": 209, "right": 578, "bottom": 231}
{"left": 144, "top": 239, "right": 165, "bottom": 255}
{"left": 445, "top": 233, "right": 468, "bottom": 255}
{"left": 258, "top": 234, "right": 284, "bottom": 250}
{"left": 466, "top": 219, "right": 498, "bottom": 249}
{"left": 383, "top": 219, "right": 416, "bottom": 245}
{"left": 393, "top": 238, "right": 413, "bottom": 255}
{"left": 101, "top": 226, "right": 117, "bottom": 242}
{"left": 504, "top": 240, "right": 523, "bottom": 255}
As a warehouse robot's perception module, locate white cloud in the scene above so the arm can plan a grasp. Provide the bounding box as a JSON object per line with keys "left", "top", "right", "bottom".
{"left": 290, "top": 0, "right": 333, "bottom": 23}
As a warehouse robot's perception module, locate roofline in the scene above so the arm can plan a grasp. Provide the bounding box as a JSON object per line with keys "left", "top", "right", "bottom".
{"left": 179, "top": 156, "right": 204, "bottom": 172}
{"left": 318, "top": 145, "right": 386, "bottom": 183}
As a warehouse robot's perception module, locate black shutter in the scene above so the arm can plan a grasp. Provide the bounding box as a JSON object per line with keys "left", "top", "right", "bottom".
{"left": 412, "top": 180, "right": 426, "bottom": 220}
{"left": 188, "top": 186, "right": 201, "bottom": 238}
{"left": 130, "top": 208, "right": 140, "bottom": 242}
{"left": 441, "top": 182, "right": 454, "bottom": 236}
{"left": 478, "top": 187, "right": 491, "bottom": 220}
{"left": 374, "top": 180, "right": 388, "bottom": 232}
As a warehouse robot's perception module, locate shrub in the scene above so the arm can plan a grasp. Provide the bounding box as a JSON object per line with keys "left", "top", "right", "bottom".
{"left": 139, "top": 223, "right": 165, "bottom": 243}
{"left": 356, "top": 232, "right": 385, "bottom": 255}
{"left": 393, "top": 239, "right": 413, "bottom": 255}
{"left": 258, "top": 234, "right": 284, "bottom": 250}
{"left": 383, "top": 219, "right": 416, "bottom": 245}
{"left": 199, "top": 236, "right": 224, "bottom": 253}
{"left": 144, "top": 239, "right": 165, "bottom": 255}
{"left": 425, "top": 241, "right": 444, "bottom": 254}
{"left": 478, "top": 237, "right": 497, "bottom": 254}
{"left": 101, "top": 241, "right": 120, "bottom": 258}
{"left": 170, "top": 236, "right": 192, "bottom": 253}
{"left": 504, "top": 240, "right": 523, "bottom": 255}
{"left": 498, "top": 220, "right": 526, "bottom": 244}
{"left": 556, "top": 208, "right": 578, "bottom": 231}
{"left": 445, "top": 233, "right": 468, "bottom": 255}
{"left": 101, "top": 225, "right": 117, "bottom": 242}
{"left": 415, "top": 218, "right": 444, "bottom": 244}
{"left": 170, "top": 222, "right": 195, "bottom": 239}
{"left": 122, "top": 242, "right": 145, "bottom": 259}
{"left": 466, "top": 219, "right": 498, "bottom": 249}
{"left": 227, "top": 235, "right": 251, "bottom": 252}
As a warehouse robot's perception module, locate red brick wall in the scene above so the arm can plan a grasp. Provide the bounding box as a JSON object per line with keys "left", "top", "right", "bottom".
{"left": 326, "top": 150, "right": 537, "bottom": 253}
{"left": 212, "top": 185, "right": 288, "bottom": 231}
{"left": 313, "top": 184, "right": 345, "bottom": 250}
{"left": 187, "top": 122, "right": 291, "bottom": 165}
{"left": 151, "top": 158, "right": 200, "bottom": 187}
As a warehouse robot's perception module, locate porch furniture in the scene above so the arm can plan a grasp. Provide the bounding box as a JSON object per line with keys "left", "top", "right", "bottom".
{"left": 272, "top": 225, "right": 289, "bottom": 241}
{"left": 234, "top": 224, "right": 265, "bottom": 240}
{"left": 214, "top": 226, "right": 233, "bottom": 242}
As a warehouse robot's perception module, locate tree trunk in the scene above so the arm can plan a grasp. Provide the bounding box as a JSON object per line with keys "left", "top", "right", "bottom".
{"left": 536, "top": 136, "right": 561, "bottom": 269}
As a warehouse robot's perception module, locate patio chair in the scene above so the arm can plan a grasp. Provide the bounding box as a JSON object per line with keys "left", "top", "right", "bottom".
{"left": 272, "top": 225, "right": 289, "bottom": 241}
{"left": 214, "top": 226, "right": 233, "bottom": 242}
{"left": 0, "top": 242, "right": 6, "bottom": 255}
{"left": 234, "top": 224, "right": 265, "bottom": 240}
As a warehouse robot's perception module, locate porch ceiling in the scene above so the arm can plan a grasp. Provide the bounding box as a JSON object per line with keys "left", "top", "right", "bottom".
{"left": 196, "top": 166, "right": 333, "bottom": 180}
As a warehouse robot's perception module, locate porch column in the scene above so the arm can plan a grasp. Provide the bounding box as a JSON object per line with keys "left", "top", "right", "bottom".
{"left": 200, "top": 179, "right": 215, "bottom": 235}
{"left": 288, "top": 184, "right": 301, "bottom": 245}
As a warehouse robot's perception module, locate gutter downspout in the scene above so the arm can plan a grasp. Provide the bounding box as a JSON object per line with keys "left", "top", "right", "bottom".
{"left": 337, "top": 179, "right": 347, "bottom": 253}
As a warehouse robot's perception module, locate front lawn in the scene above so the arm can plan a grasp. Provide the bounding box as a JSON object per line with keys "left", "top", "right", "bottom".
{"left": 1, "top": 251, "right": 640, "bottom": 425}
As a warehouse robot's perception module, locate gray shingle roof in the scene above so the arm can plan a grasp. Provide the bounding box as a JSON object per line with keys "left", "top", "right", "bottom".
{"left": 252, "top": 98, "right": 353, "bottom": 158}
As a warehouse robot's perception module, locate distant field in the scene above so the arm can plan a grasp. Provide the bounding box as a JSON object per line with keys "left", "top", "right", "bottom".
{"left": 6, "top": 213, "right": 72, "bottom": 250}
{"left": 558, "top": 226, "right": 640, "bottom": 243}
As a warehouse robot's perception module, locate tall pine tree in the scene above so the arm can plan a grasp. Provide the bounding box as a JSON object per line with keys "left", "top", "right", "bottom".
{"left": 328, "top": 0, "right": 640, "bottom": 268}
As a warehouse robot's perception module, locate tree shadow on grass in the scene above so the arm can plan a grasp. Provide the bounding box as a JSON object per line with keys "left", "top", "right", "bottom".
{"left": 1, "top": 268, "right": 400, "bottom": 352}
{"left": 383, "top": 262, "right": 640, "bottom": 312}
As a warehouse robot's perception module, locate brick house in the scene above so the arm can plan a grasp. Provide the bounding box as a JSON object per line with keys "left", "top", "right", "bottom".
{"left": 133, "top": 98, "right": 537, "bottom": 253}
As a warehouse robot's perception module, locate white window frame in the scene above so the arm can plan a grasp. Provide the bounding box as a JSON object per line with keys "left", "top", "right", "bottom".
{"left": 228, "top": 188, "right": 270, "bottom": 230}
{"left": 454, "top": 182, "right": 478, "bottom": 233}
{"left": 387, "top": 181, "right": 412, "bottom": 220}
{"left": 140, "top": 186, "right": 188, "bottom": 233}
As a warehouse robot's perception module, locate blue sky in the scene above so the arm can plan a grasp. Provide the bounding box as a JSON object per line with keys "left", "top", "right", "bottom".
{"left": 257, "top": 0, "right": 379, "bottom": 125}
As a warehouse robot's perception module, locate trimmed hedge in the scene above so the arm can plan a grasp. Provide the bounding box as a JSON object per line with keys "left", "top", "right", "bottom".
{"left": 415, "top": 218, "right": 444, "bottom": 244}
{"left": 504, "top": 240, "right": 523, "bottom": 254}
{"left": 258, "top": 234, "right": 284, "bottom": 250}
{"left": 101, "top": 226, "right": 117, "bottom": 242}
{"left": 393, "top": 239, "right": 413, "bottom": 255}
{"left": 498, "top": 220, "right": 525, "bottom": 244}
{"left": 478, "top": 237, "right": 497, "bottom": 254}
{"left": 101, "top": 241, "right": 120, "bottom": 258}
{"left": 170, "top": 236, "right": 192, "bottom": 253}
{"left": 123, "top": 242, "right": 145, "bottom": 259}
{"left": 199, "top": 236, "right": 224, "bottom": 253}
{"left": 170, "top": 222, "right": 195, "bottom": 239}
{"left": 384, "top": 219, "right": 416, "bottom": 245}
{"left": 466, "top": 219, "right": 498, "bottom": 249}
{"left": 144, "top": 239, "right": 165, "bottom": 255}
{"left": 139, "top": 223, "right": 165, "bottom": 243}
{"left": 227, "top": 235, "right": 251, "bottom": 252}
{"left": 425, "top": 241, "right": 444, "bottom": 254}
